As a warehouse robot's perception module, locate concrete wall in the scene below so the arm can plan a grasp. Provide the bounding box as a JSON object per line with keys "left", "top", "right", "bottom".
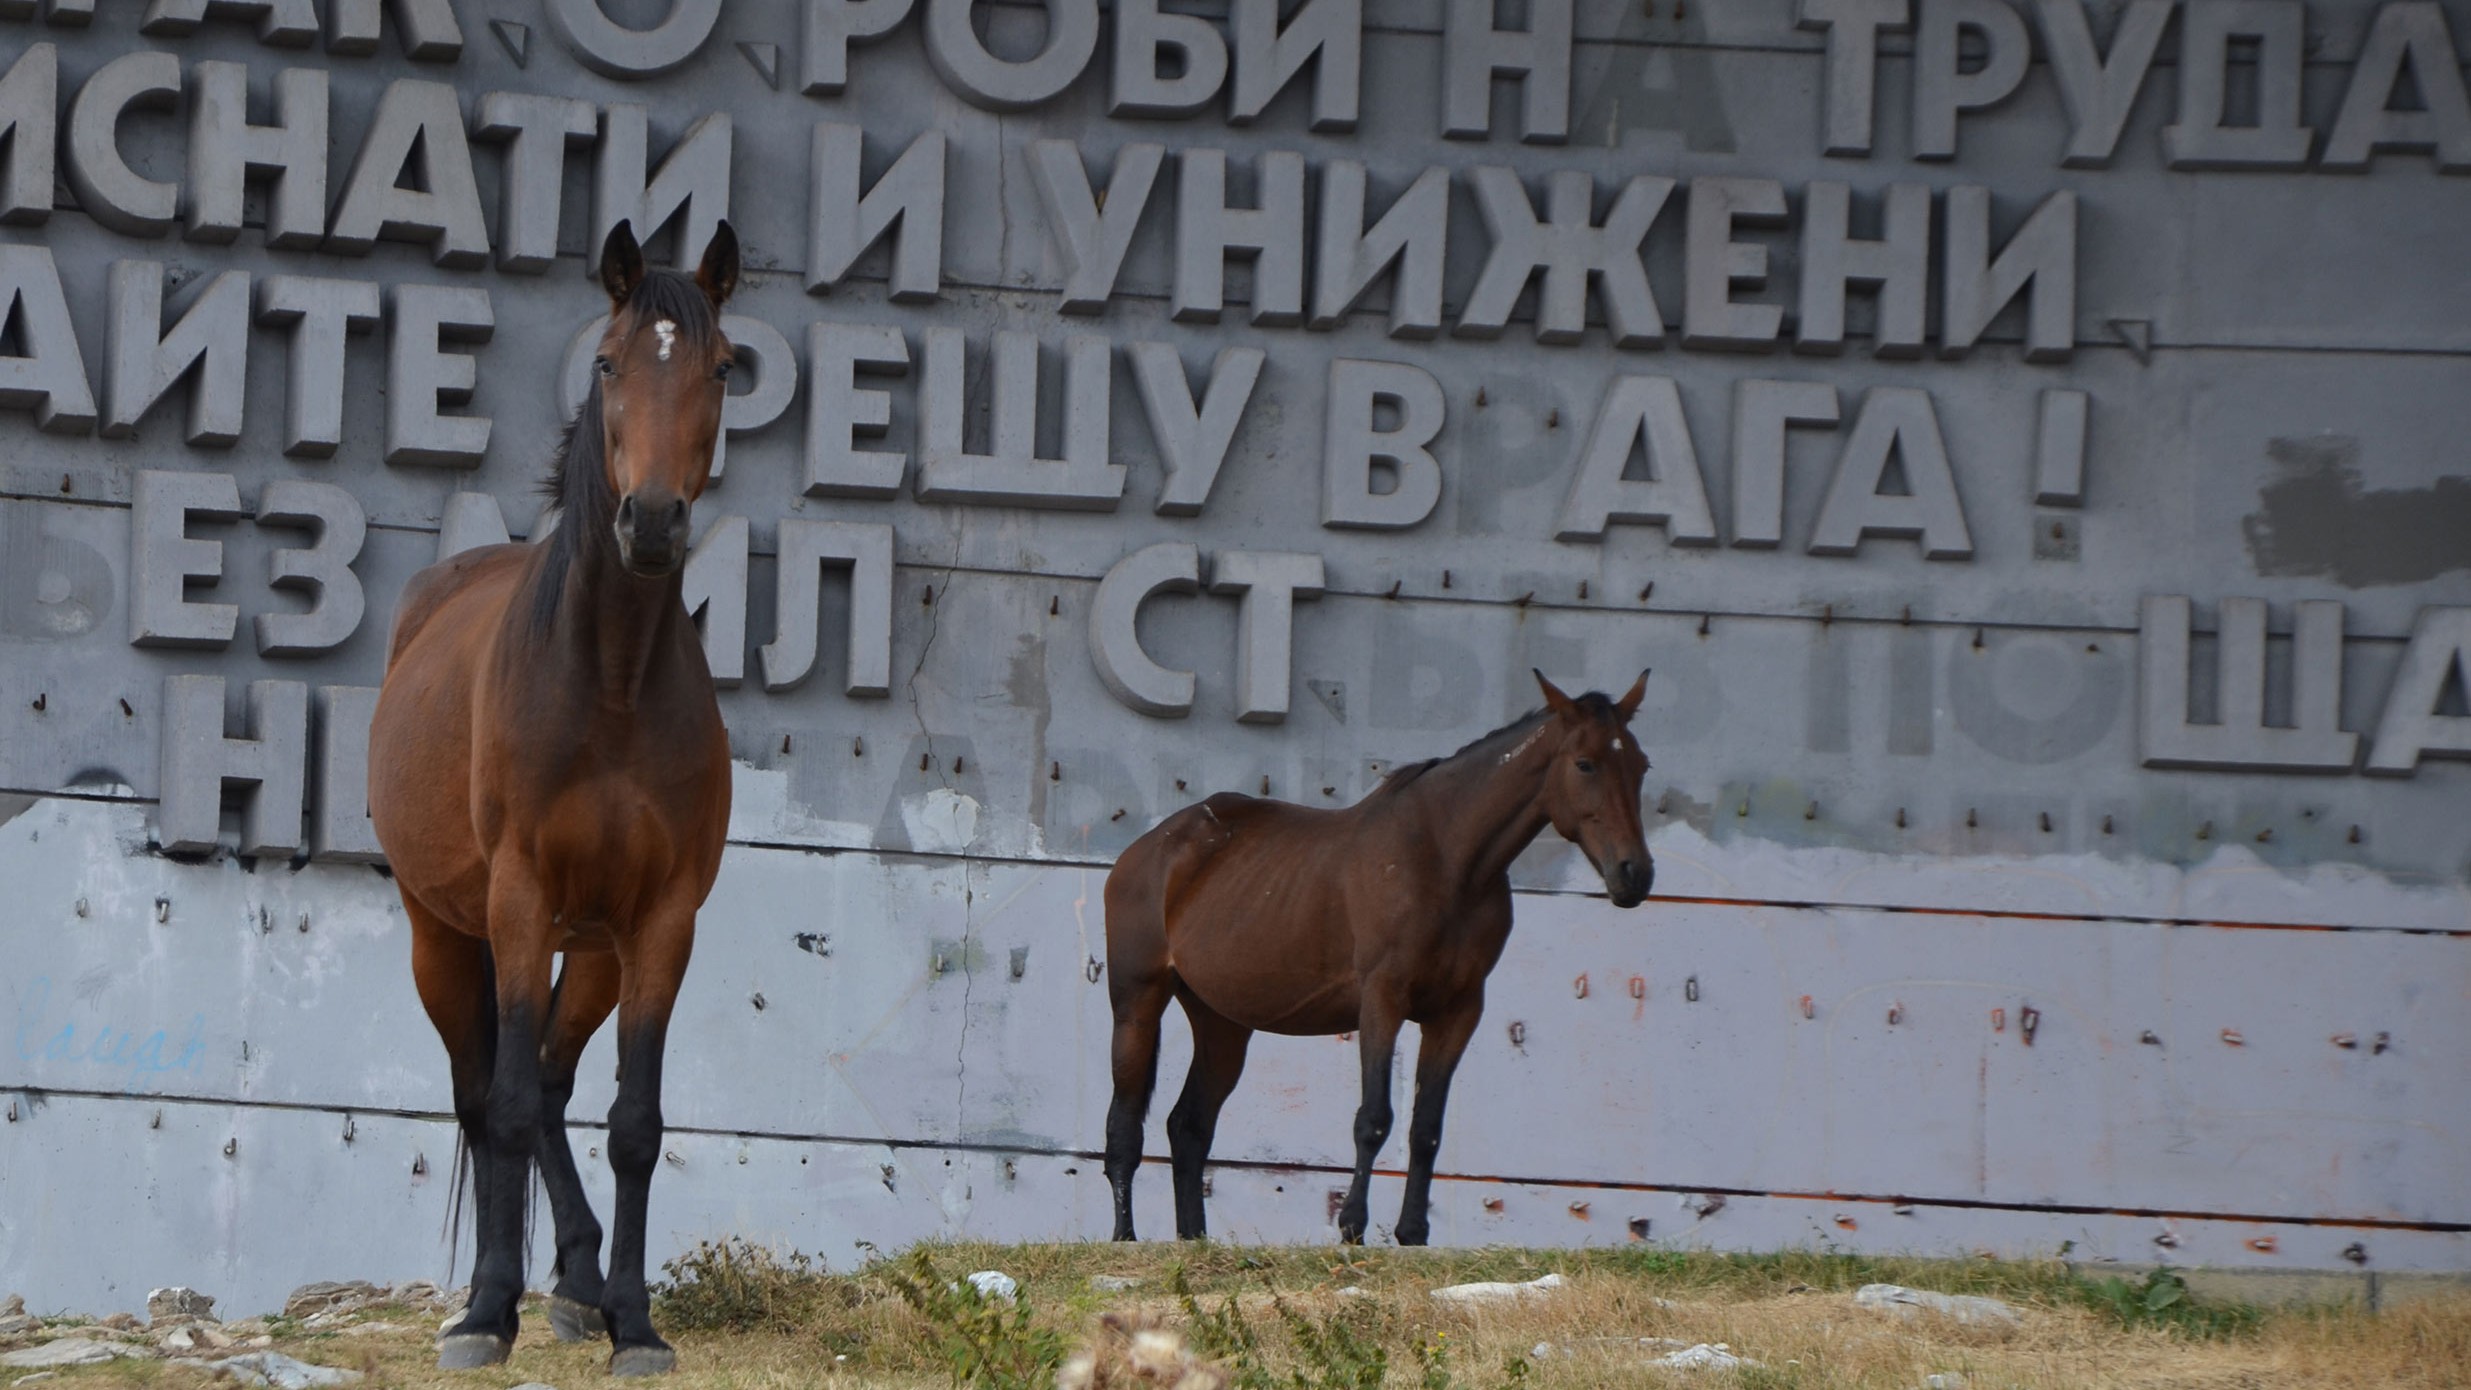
{"left": 0, "top": 0, "right": 2464, "bottom": 1314}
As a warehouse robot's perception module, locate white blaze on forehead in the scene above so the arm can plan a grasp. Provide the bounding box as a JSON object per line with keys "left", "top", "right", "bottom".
{"left": 654, "top": 319, "right": 678, "bottom": 361}
{"left": 1612, "top": 737, "right": 1625, "bottom": 751}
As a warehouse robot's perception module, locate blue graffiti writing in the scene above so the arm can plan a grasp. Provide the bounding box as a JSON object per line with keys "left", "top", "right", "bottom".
{"left": 11, "top": 977, "right": 207, "bottom": 1091}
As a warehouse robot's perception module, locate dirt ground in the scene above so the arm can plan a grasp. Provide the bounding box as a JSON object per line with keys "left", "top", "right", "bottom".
{"left": 12, "top": 1241, "right": 2467, "bottom": 1390}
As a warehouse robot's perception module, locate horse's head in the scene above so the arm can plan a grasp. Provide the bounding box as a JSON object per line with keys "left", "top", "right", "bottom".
{"left": 1532, "top": 669, "right": 1654, "bottom": 908}
{"left": 591, "top": 219, "right": 739, "bottom": 578}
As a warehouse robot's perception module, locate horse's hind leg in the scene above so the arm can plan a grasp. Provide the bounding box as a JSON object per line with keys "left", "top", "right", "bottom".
{"left": 1103, "top": 860, "right": 1174, "bottom": 1241}
{"left": 540, "top": 951, "right": 620, "bottom": 1342}
{"left": 406, "top": 901, "right": 502, "bottom": 1360}
{"left": 1164, "top": 991, "right": 1253, "bottom": 1241}
{"left": 602, "top": 906, "right": 695, "bottom": 1376}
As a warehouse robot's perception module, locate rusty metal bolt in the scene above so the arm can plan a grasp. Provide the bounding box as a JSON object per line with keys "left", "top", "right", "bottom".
{"left": 1628, "top": 976, "right": 1647, "bottom": 1001}
{"left": 2220, "top": 1028, "right": 2245, "bottom": 1046}
{"left": 1573, "top": 973, "right": 1590, "bottom": 999}
{"left": 1483, "top": 1196, "right": 1505, "bottom": 1213}
{"left": 2247, "top": 1236, "right": 2278, "bottom": 1254}
{"left": 1568, "top": 1201, "right": 1590, "bottom": 1218}
{"left": 2019, "top": 1006, "right": 2040, "bottom": 1045}
{"left": 1507, "top": 1021, "right": 1526, "bottom": 1047}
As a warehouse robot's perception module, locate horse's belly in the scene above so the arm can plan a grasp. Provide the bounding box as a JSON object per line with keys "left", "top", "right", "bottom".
{"left": 1165, "top": 881, "right": 1358, "bottom": 1035}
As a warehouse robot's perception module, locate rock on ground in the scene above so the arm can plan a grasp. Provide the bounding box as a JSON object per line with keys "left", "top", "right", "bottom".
{"left": 1646, "top": 1342, "right": 1761, "bottom": 1371}
{"left": 281, "top": 1283, "right": 383, "bottom": 1321}
{"left": 1854, "top": 1284, "right": 2023, "bottom": 1328}
{"left": 1429, "top": 1273, "right": 1564, "bottom": 1305}
{"left": 0, "top": 1315, "right": 38, "bottom": 1339}
{"left": 202, "top": 1352, "right": 364, "bottom": 1388}
{"left": 147, "top": 1288, "right": 217, "bottom": 1325}
{"left": 1089, "top": 1275, "right": 1144, "bottom": 1293}
{"left": 0, "top": 1298, "right": 20, "bottom": 1318}
{"left": 0, "top": 1339, "right": 145, "bottom": 1368}
{"left": 963, "top": 1271, "right": 1018, "bottom": 1303}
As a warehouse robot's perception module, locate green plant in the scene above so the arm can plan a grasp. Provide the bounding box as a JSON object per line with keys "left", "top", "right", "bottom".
{"left": 2076, "top": 1266, "right": 2262, "bottom": 1339}
{"left": 876, "top": 1248, "right": 1071, "bottom": 1389}
{"left": 1267, "top": 1291, "right": 1387, "bottom": 1390}
{"left": 653, "top": 1237, "right": 843, "bottom": 1334}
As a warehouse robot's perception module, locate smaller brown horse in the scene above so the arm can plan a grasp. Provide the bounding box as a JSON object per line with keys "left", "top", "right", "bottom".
{"left": 1104, "top": 671, "right": 1654, "bottom": 1245}
{"left": 369, "top": 222, "right": 737, "bottom": 1374}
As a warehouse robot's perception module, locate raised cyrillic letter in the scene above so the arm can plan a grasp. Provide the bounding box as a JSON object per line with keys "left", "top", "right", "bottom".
{"left": 1113, "top": 0, "right": 1228, "bottom": 116}
{"left": 158, "top": 676, "right": 308, "bottom": 856}
{"left": 255, "top": 479, "right": 365, "bottom": 656}
{"left": 130, "top": 468, "right": 243, "bottom": 648}
{"left": 916, "top": 328, "right": 1123, "bottom": 508}
{"left": 328, "top": 79, "right": 489, "bottom": 267}
{"left": 0, "top": 43, "right": 57, "bottom": 224}
{"left": 682, "top": 514, "right": 748, "bottom": 686}
{"left": 1174, "top": 148, "right": 1306, "bottom": 326}
{"left": 2366, "top": 607, "right": 2471, "bottom": 774}
{"left": 473, "top": 92, "right": 597, "bottom": 273}
{"left": 0, "top": 244, "right": 97, "bottom": 432}
{"left": 105, "top": 261, "right": 250, "bottom": 446}
{"left": 1555, "top": 375, "right": 1717, "bottom": 545}
{"left": 1090, "top": 541, "right": 1200, "bottom": 717}
{"left": 1797, "top": 181, "right": 1928, "bottom": 356}
{"left": 802, "top": 0, "right": 917, "bottom": 94}
{"left": 595, "top": 106, "right": 731, "bottom": 269}
{"left": 1443, "top": 0, "right": 1570, "bottom": 142}
{"left": 1459, "top": 168, "right": 1670, "bottom": 346}
{"left": 2322, "top": 1, "right": 2471, "bottom": 171}
{"left": 2162, "top": 0, "right": 2314, "bottom": 169}
{"left": 1683, "top": 176, "right": 1786, "bottom": 351}
{"left": 1229, "top": 0, "right": 1358, "bottom": 130}
{"left": 1809, "top": 387, "right": 1970, "bottom": 558}
{"left": 1130, "top": 342, "right": 1264, "bottom": 516}
{"left": 256, "top": 275, "right": 379, "bottom": 458}
{"left": 1796, "top": 0, "right": 1909, "bottom": 157}
{"left": 386, "top": 284, "right": 493, "bottom": 467}
{"left": 1210, "top": 550, "right": 1324, "bottom": 723}
{"left": 545, "top": 0, "right": 721, "bottom": 77}
{"left": 65, "top": 50, "right": 182, "bottom": 238}
{"left": 327, "top": 0, "right": 465, "bottom": 59}
{"left": 1913, "top": 0, "right": 2030, "bottom": 160}
{"left": 1311, "top": 162, "right": 1447, "bottom": 338}
{"left": 762, "top": 518, "right": 894, "bottom": 697}
{"left": 1730, "top": 379, "right": 1840, "bottom": 549}
{"left": 1322, "top": 358, "right": 1443, "bottom": 530}
{"left": 1030, "top": 139, "right": 1164, "bottom": 313}
{"left": 1942, "top": 186, "right": 2075, "bottom": 360}
{"left": 2141, "top": 596, "right": 2358, "bottom": 771}
{"left": 2036, "top": 0, "right": 2173, "bottom": 168}
{"left": 807, "top": 124, "right": 944, "bottom": 302}
{"left": 804, "top": 321, "right": 911, "bottom": 498}
{"left": 923, "top": 0, "right": 1099, "bottom": 111}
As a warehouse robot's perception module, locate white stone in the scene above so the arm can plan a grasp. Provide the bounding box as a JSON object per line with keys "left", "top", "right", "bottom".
{"left": 1646, "top": 1342, "right": 1760, "bottom": 1371}
{"left": 1854, "top": 1284, "right": 2023, "bottom": 1328}
{"left": 1089, "top": 1275, "right": 1143, "bottom": 1293}
{"left": 1429, "top": 1272, "right": 1564, "bottom": 1304}
{"left": 963, "top": 1271, "right": 1018, "bottom": 1303}
{"left": 0, "top": 1340, "right": 141, "bottom": 1368}
{"left": 1924, "top": 1375, "right": 1969, "bottom": 1389}
{"left": 203, "top": 1351, "right": 365, "bottom": 1388}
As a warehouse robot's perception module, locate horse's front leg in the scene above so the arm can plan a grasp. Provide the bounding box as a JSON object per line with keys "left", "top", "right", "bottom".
{"left": 1336, "top": 993, "right": 1405, "bottom": 1245}
{"left": 540, "top": 952, "right": 621, "bottom": 1341}
{"left": 602, "top": 904, "right": 697, "bottom": 1376}
{"left": 1394, "top": 999, "right": 1483, "bottom": 1246}
{"left": 440, "top": 875, "right": 558, "bottom": 1370}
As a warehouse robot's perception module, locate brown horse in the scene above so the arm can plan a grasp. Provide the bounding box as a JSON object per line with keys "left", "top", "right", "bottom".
{"left": 1103, "top": 671, "right": 1654, "bottom": 1246}
{"left": 368, "top": 222, "right": 738, "bottom": 1374}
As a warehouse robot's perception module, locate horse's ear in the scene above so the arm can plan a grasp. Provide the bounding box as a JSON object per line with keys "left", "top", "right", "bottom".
{"left": 696, "top": 220, "right": 740, "bottom": 307}
{"left": 599, "top": 221, "right": 644, "bottom": 306}
{"left": 1616, "top": 669, "right": 1649, "bottom": 721}
{"left": 1533, "top": 669, "right": 1578, "bottom": 718}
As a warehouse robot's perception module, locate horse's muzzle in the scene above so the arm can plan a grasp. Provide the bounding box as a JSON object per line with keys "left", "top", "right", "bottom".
{"left": 614, "top": 492, "right": 690, "bottom": 576}
{"left": 1605, "top": 857, "right": 1653, "bottom": 908}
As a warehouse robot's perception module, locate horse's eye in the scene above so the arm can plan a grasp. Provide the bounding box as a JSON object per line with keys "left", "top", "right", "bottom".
{"left": 594, "top": 356, "right": 614, "bottom": 377}
{"left": 714, "top": 359, "right": 734, "bottom": 382}
{"left": 1574, "top": 758, "right": 1596, "bottom": 775}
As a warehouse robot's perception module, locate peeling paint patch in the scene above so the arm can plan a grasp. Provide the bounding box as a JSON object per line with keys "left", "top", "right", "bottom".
{"left": 2242, "top": 437, "right": 2471, "bottom": 588}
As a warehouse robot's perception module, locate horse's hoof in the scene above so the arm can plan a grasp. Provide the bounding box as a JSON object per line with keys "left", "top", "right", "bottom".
{"left": 610, "top": 1345, "right": 678, "bottom": 1377}
{"left": 549, "top": 1295, "right": 607, "bottom": 1342}
{"left": 435, "top": 1333, "right": 513, "bottom": 1369}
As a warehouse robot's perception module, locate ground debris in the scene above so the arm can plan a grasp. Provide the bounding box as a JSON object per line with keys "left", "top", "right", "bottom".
{"left": 1647, "top": 1341, "right": 1762, "bottom": 1371}
{"left": 0, "top": 1339, "right": 146, "bottom": 1368}
{"left": 196, "top": 1350, "right": 364, "bottom": 1387}
{"left": 1430, "top": 1272, "right": 1564, "bottom": 1304}
{"left": 1855, "top": 1283, "right": 2023, "bottom": 1328}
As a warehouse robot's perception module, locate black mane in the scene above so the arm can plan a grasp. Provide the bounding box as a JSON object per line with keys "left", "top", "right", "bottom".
{"left": 1380, "top": 693, "right": 1619, "bottom": 792}
{"left": 529, "top": 269, "right": 721, "bottom": 633}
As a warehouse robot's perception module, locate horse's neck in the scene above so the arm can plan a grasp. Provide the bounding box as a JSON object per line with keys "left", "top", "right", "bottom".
{"left": 1411, "top": 720, "right": 1555, "bottom": 889}
{"left": 536, "top": 536, "right": 687, "bottom": 715}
